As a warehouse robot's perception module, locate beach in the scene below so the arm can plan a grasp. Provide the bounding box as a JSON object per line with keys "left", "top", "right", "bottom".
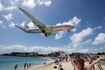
{"left": 0, "top": 56, "right": 54, "bottom": 70}
{"left": 27, "top": 61, "right": 74, "bottom": 70}
{"left": 27, "top": 61, "right": 105, "bottom": 70}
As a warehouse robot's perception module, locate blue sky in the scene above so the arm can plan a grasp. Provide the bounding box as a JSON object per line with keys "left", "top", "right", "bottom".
{"left": 0, "top": 0, "right": 105, "bottom": 54}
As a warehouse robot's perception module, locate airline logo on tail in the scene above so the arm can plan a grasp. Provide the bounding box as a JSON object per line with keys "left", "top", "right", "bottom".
{"left": 24, "top": 23, "right": 29, "bottom": 29}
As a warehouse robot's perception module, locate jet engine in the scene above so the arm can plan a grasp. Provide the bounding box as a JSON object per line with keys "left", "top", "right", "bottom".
{"left": 44, "top": 26, "right": 52, "bottom": 34}
{"left": 40, "top": 26, "right": 52, "bottom": 37}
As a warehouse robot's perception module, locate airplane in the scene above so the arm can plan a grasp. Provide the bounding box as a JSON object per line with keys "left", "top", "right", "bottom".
{"left": 15, "top": 5, "right": 74, "bottom": 37}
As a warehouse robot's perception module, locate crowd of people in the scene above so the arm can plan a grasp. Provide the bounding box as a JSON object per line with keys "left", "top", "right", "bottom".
{"left": 54, "top": 51, "right": 105, "bottom": 70}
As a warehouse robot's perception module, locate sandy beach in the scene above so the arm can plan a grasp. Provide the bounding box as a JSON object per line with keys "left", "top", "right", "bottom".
{"left": 27, "top": 61, "right": 105, "bottom": 70}
{"left": 27, "top": 61, "right": 73, "bottom": 70}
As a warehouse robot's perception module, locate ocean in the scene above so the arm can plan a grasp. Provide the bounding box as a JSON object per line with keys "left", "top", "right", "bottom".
{"left": 0, "top": 56, "right": 54, "bottom": 70}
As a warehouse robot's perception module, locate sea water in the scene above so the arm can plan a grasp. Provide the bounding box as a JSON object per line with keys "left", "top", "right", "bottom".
{"left": 0, "top": 56, "right": 54, "bottom": 70}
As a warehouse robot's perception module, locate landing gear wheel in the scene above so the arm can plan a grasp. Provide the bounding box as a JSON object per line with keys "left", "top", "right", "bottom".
{"left": 45, "top": 34, "right": 48, "bottom": 37}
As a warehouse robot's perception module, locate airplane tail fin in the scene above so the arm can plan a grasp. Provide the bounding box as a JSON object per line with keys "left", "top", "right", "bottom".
{"left": 24, "top": 23, "right": 29, "bottom": 29}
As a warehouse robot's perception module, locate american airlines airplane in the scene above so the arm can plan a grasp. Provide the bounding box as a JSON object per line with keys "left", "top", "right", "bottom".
{"left": 15, "top": 5, "right": 74, "bottom": 37}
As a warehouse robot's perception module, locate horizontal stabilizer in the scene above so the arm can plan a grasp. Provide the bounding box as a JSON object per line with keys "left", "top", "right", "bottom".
{"left": 15, "top": 25, "right": 28, "bottom": 33}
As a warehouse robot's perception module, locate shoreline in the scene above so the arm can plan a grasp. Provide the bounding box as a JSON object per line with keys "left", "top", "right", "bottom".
{"left": 27, "top": 61, "right": 55, "bottom": 70}
{"left": 25, "top": 57, "right": 55, "bottom": 70}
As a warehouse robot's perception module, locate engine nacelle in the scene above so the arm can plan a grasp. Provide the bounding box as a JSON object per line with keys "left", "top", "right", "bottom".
{"left": 44, "top": 26, "right": 52, "bottom": 34}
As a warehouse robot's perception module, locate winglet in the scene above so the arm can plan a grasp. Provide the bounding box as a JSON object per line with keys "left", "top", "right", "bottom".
{"left": 18, "top": 5, "right": 21, "bottom": 10}
{"left": 18, "top": 5, "right": 20, "bottom": 8}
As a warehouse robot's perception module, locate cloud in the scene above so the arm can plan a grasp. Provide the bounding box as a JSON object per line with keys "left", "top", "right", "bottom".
{"left": 70, "top": 26, "right": 102, "bottom": 48}
{"left": 0, "top": 44, "right": 65, "bottom": 54}
{"left": 103, "top": 17, "right": 105, "bottom": 20}
{"left": 37, "top": 0, "right": 52, "bottom": 6}
{"left": 0, "top": 20, "right": 6, "bottom": 28}
{"left": 0, "top": 44, "right": 92, "bottom": 54}
{"left": 10, "top": 1, "right": 14, "bottom": 5}
{"left": 65, "top": 26, "right": 104, "bottom": 53}
{"left": 29, "top": 46, "right": 61, "bottom": 54}
{"left": 4, "top": 6, "right": 16, "bottom": 11}
{"left": 55, "top": 16, "right": 81, "bottom": 39}
{"left": 0, "top": 20, "right": 3, "bottom": 24}
{"left": 0, "top": 45, "right": 27, "bottom": 54}
{"left": 92, "top": 33, "right": 105, "bottom": 45}
{"left": 20, "top": 21, "right": 35, "bottom": 28}
{"left": 93, "top": 26, "right": 102, "bottom": 31}
{"left": 22, "top": 0, "right": 52, "bottom": 9}
{"left": 0, "top": 45, "right": 63, "bottom": 54}
{"left": 73, "top": 48, "right": 89, "bottom": 53}
{"left": 20, "top": 21, "right": 25, "bottom": 27}
{"left": 97, "top": 26, "right": 102, "bottom": 29}
{"left": 0, "top": 0, "right": 52, "bottom": 12}
{"left": 70, "top": 27, "right": 93, "bottom": 48}
{"left": 27, "top": 22, "right": 35, "bottom": 28}
{"left": 8, "top": 22, "right": 16, "bottom": 27}
{"left": 3, "top": 13, "right": 13, "bottom": 21}
{"left": 55, "top": 31, "right": 65, "bottom": 39}
{"left": 81, "top": 39, "right": 92, "bottom": 46}
{"left": 44, "top": 0, "right": 52, "bottom": 6}
{"left": 0, "top": 1, "right": 3, "bottom": 11}
{"left": 1, "top": 25, "right": 6, "bottom": 28}
{"left": 61, "top": 16, "right": 81, "bottom": 26}
{"left": 22, "top": 0, "right": 36, "bottom": 9}
{"left": 92, "top": 47, "right": 105, "bottom": 53}
{"left": 100, "top": 47, "right": 103, "bottom": 50}
{"left": 0, "top": 1, "right": 16, "bottom": 12}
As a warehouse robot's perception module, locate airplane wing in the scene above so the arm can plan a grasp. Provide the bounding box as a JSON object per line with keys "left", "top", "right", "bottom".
{"left": 18, "top": 5, "right": 46, "bottom": 28}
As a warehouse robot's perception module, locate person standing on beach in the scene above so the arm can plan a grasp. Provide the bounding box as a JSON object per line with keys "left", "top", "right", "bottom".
{"left": 66, "top": 51, "right": 105, "bottom": 70}
{"left": 66, "top": 54, "right": 68, "bottom": 62}
{"left": 29, "top": 63, "right": 31, "bottom": 68}
{"left": 96, "top": 56, "right": 103, "bottom": 70}
{"left": 84, "top": 53, "right": 95, "bottom": 70}
{"left": 73, "top": 56, "right": 76, "bottom": 70}
{"left": 43, "top": 59, "right": 47, "bottom": 65}
{"left": 58, "top": 58, "right": 63, "bottom": 70}
{"left": 14, "top": 64, "right": 18, "bottom": 70}
{"left": 24, "top": 63, "right": 27, "bottom": 70}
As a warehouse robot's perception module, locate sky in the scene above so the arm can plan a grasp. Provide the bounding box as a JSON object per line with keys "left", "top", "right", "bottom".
{"left": 0, "top": 0, "right": 105, "bottom": 54}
